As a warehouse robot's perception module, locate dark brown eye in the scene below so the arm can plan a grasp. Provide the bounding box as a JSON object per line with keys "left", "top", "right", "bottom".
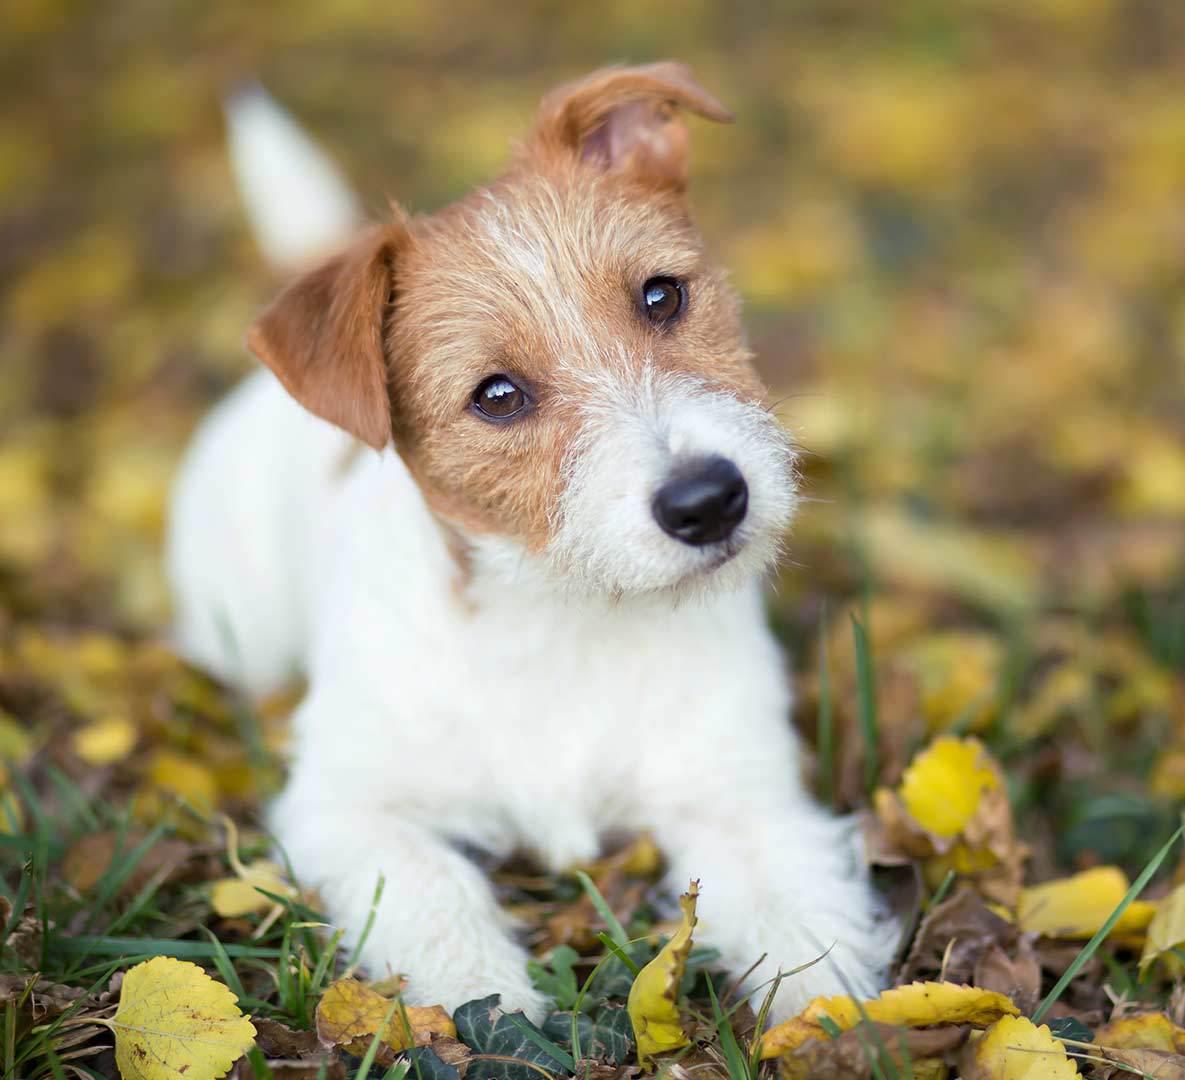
{"left": 472, "top": 375, "right": 528, "bottom": 420}
{"left": 641, "top": 277, "right": 684, "bottom": 324}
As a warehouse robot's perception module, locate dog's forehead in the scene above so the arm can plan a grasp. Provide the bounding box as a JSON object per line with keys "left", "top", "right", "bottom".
{"left": 403, "top": 174, "right": 703, "bottom": 357}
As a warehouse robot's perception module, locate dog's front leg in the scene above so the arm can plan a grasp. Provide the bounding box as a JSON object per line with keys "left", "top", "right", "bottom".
{"left": 272, "top": 789, "right": 545, "bottom": 1019}
{"left": 654, "top": 798, "right": 893, "bottom": 1024}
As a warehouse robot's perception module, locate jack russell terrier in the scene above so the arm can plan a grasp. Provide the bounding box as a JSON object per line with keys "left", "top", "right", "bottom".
{"left": 167, "top": 62, "right": 891, "bottom": 1024}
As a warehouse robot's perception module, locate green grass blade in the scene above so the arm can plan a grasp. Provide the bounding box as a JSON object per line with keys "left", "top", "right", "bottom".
{"left": 504, "top": 1013, "right": 576, "bottom": 1072}
{"left": 850, "top": 614, "right": 879, "bottom": 792}
{"left": 50, "top": 935, "right": 282, "bottom": 959}
{"left": 595, "top": 932, "right": 641, "bottom": 976}
{"left": 817, "top": 606, "right": 835, "bottom": 807}
{"left": 356, "top": 999, "right": 400, "bottom": 1080}
{"left": 574, "top": 870, "right": 629, "bottom": 947}
{"left": 705, "top": 974, "right": 751, "bottom": 1080}
{"left": 1032, "top": 823, "right": 1183, "bottom": 1023}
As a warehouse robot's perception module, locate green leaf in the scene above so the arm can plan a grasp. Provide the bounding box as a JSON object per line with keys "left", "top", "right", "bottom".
{"left": 454, "top": 995, "right": 567, "bottom": 1080}
{"left": 541, "top": 1005, "right": 634, "bottom": 1065}
{"left": 401, "top": 1047, "right": 462, "bottom": 1080}
{"left": 527, "top": 945, "right": 581, "bottom": 1011}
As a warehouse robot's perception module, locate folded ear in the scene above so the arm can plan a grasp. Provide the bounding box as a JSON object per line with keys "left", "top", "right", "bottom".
{"left": 529, "top": 61, "right": 732, "bottom": 189}
{"left": 246, "top": 224, "right": 404, "bottom": 449}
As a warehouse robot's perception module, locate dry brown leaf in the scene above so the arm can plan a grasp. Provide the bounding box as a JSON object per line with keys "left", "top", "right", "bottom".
{"left": 61, "top": 829, "right": 192, "bottom": 896}
{"left": 315, "top": 978, "right": 455, "bottom": 1063}
{"left": 777, "top": 1021, "right": 966, "bottom": 1080}
{"left": 900, "top": 889, "right": 1017, "bottom": 985}
{"left": 973, "top": 941, "right": 1041, "bottom": 1015}
{"left": 1101, "top": 1047, "right": 1185, "bottom": 1079}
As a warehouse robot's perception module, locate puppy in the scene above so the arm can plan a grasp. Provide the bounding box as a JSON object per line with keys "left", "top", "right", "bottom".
{"left": 167, "top": 63, "right": 893, "bottom": 1023}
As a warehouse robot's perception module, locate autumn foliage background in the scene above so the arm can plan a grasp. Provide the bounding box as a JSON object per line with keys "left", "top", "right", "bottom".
{"left": 2, "top": 2, "right": 1185, "bottom": 1078}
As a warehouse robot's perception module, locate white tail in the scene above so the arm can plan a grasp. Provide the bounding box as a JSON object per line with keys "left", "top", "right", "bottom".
{"left": 224, "top": 83, "right": 361, "bottom": 271}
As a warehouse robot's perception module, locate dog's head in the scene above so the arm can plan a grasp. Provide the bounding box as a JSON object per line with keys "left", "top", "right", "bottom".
{"left": 247, "top": 63, "right": 797, "bottom": 596}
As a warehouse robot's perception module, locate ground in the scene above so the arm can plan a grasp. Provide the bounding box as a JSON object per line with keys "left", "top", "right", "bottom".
{"left": 2, "top": 3, "right": 1185, "bottom": 1078}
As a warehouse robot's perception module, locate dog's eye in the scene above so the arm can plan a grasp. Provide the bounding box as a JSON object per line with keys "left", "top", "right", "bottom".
{"left": 472, "top": 375, "right": 528, "bottom": 420}
{"left": 641, "top": 277, "right": 684, "bottom": 325}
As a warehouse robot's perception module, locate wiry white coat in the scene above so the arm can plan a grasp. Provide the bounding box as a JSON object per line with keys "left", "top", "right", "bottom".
{"left": 166, "top": 87, "right": 894, "bottom": 1024}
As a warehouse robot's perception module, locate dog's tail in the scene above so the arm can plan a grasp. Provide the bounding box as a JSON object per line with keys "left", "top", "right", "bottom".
{"left": 224, "top": 82, "right": 361, "bottom": 271}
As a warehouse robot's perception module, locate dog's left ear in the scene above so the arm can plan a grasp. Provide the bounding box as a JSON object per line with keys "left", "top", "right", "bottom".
{"left": 528, "top": 61, "right": 732, "bottom": 189}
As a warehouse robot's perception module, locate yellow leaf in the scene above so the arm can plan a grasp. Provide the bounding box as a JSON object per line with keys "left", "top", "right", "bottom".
{"left": 628, "top": 880, "right": 698, "bottom": 1068}
{"left": 875, "top": 737, "right": 1023, "bottom": 905}
{"left": 72, "top": 715, "right": 137, "bottom": 766}
{"left": 761, "top": 981, "right": 1018, "bottom": 1059}
{"left": 961, "top": 1015, "right": 1079, "bottom": 1078}
{"left": 211, "top": 860, "right": 294, "bottom": 917}
{"left": 147, "top": 750, "right": 218, "bottom": 810}
{"left": 315, "top": 978, "right": 455, "bottom": 1058}
{"left": 112, "top": 956, "right": 256, "bottom": 1080}
{"left": 1096, "top": 1012, "right": 1185, "bottom": 1053}
{"left": 904, "top": 632, "right": 1002, "bottom": 734}
{"left": 1017, "top": 868, "right": 1157, "bottom": 940}
{"left": 900, "top": 737, "right": 999, "bottom": 839}
{"left": 0, "top": 712, "right": 34, "bottom": 764}
{"left": 1141, "top": 883, "right": 1185, "bottom": 974}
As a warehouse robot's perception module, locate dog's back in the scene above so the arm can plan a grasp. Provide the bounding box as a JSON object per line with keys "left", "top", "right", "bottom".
{"left": 166, "top": 88, "right": 361, "bottom": 693}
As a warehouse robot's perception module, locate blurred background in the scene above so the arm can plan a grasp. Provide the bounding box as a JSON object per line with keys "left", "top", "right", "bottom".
{"left": 2, "top": 1, "right": 1184, "bottom": 872}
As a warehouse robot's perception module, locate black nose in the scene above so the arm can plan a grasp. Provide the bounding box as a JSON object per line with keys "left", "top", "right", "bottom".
{"left": 652, "top": 456, "right": 748, "bottom": 546}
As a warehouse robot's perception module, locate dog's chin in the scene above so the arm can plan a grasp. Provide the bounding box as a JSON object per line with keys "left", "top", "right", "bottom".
{"left": 547, "top": 522, "right": 786, "bottom": 602}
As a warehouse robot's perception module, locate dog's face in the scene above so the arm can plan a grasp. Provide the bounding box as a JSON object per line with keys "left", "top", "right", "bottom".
{"left": 248, "top": 63, "right": 796, "bottom": 595}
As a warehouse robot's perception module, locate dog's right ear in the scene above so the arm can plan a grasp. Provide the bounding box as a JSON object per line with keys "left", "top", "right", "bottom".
{"left": 246, "top": 224, "right": 404, "bottom": 450}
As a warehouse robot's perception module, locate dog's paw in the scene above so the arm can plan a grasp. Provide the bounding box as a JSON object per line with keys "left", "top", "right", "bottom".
{"left": 755, "top": 912, "right": 898, "bottom": 1027}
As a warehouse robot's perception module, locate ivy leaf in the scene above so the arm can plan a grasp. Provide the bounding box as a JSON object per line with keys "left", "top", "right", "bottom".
{"left": 454, "top": 994, "right": 568, "bottom": 1080}
{"left": 541, "top": 1005, "right": 634, "bottom": 1065}
{"left": 527, "top": 945, "right": 581, "bottom": 1011}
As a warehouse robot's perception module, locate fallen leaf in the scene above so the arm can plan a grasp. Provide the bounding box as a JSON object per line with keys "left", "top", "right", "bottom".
{"left": 761, "top": 981, "right": 1018, "bottom": 1059}
{"left": 900, "top": 889, "right": 1017, "bottom": 985}
{"left": 776, "top": 1020, "right": 966, "bottom": 1080}
{"left": 315, "top": 978, "right": 455, "bottom": 1061}
{"left": 146, "top": 749, "right": 219, "bottom": 809}
{"left": 72, "top": 714, "right": 137, "bottom": 765}
{"left": 1142, "top": 883, "right": 1185, "bottom": 974}
{"left": 112, "top": 956, "right": 256, "bottom": 1080}
{"left": 211, "top": 860, "right": 295, "bottom": 917}
{"left": 453, "top": 994, "right": 569, "bottom": 1080}
{"left": 960, "top": 1015, "right": 1079, "bottom": 1078}
{"left": 1096, "top": 1012, "right": 1185, "bottom": 1053}
{"left": 1101, "top": 1047, "right": 1185, "bottom": 1079}
{"left": 973, "top": 941, "right": 1042, "bottom": 1015}
{"left": 903, "top": 632, "right": 1003, "bottom": 734}
{"left": 1018, "top": 867, "right": 1157, "bottom": 942}
{"left": 251, "top": 1017, "right": 322, "bottom": 1059}
{"left": 899, "top": 736, "right": 997, "bottom": 838}
{"left": 627, "top": 880, "right": 698, "bottom": 1068}
{"left": 61, "top": 830, "right": 191, "bottom": 896}
{"left": 874, "top": 737, "right": 1024, "bottom": 904}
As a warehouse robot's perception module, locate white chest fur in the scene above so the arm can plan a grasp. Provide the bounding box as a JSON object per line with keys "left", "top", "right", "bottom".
{"left": 167, "top": 371, "right": 893, "bottom": 1024}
